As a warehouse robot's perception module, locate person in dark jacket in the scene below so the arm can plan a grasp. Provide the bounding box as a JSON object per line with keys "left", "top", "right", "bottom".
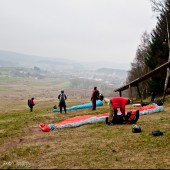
{"left": 108, "top": 97, "right": 130, "bottom": 124}
{"left": 58, "top": 90, "right": 67, "bottom": 114}
{"left": 91, "top": 86, "right": 100, "bottom": 110}
{"left": 29, "top": 97, "right": 35, "bottom": 112}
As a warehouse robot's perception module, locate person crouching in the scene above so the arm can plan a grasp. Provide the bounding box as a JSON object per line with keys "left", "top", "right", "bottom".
{"left": 107, "top": 97, "right": 130, "bottom": 124}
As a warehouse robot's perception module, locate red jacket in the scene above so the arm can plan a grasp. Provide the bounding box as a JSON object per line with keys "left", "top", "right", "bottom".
{"left": 110, "top": 97, "right": 129, "bottom": 115}
{"left": 91, "top": 90, "right": 99, "bottom": 101}
{"left": 30, "top": 99, "right": 35, "bottom": 106}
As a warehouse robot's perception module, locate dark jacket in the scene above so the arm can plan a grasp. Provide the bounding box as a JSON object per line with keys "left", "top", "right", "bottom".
{"left": 91, "top": 89, "right": 99, "bottom": 101}
{"left": 58, "top": 93, "right": 67, "bottom": 104}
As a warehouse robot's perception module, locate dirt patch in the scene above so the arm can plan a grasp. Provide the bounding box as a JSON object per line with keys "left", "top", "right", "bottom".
{"left": 0, "top": 126, "right": 44, "bottom": 155}
{"left": 32, "top": 136, "right": 58, "bottom": 143}
{"left": 0, "top": 137, "right": 22, "bottom": 154}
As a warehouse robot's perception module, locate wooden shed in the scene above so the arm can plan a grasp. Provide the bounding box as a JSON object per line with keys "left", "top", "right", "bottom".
{"left": 114, "top": 61, "right": 170, "bottom": 104}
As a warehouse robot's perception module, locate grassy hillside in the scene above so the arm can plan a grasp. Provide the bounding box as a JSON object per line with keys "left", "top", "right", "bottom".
{"left": 0, "top": 99, "right": 170, "bottom": 169}
{"left": 0, "top": 75, "right": 170, "bottom": 169}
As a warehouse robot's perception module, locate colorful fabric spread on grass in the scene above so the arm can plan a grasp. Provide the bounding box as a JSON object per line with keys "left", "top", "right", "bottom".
{"left": 39, "top": 103, "right": 164, "bottom": 132}
{"left": 53, "top": 100, "right": 103, "bottom": 112}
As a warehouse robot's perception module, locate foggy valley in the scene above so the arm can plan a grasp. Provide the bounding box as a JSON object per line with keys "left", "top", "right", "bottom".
{"left": 0, "top": 50, "right": 128, "bottom": 98}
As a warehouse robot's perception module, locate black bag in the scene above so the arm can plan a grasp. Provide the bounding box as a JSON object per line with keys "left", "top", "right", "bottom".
{"left": 53, "top": 105, "right": 57, "bottom": 109}
{"left": 106, "top": 110, "right": 140, "bottom": 125}
{"left": 112, "top": 115, "right": 124, "bottom": 124}
{"left": 99, "top": 94, "right": 104, "bottom": 101}
{"left": 152, "top": 130, "right": 163, "bottom": 136}
{"left": 105, "top": 116, "right": 124, "bottom": 125}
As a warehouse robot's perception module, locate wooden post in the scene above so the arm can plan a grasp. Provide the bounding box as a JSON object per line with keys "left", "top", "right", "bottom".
{"left": 162, "top": 16, "right": 170, "bottom": 104}
{"left": 119, "top": 91, "right": 122, "bottom": 97}
{"left": 129, "top": 85, "right": 133, "bottom": 103}
{"left": 136, "top": 84, "right": 143, "bottom": 103}
{"left": 163, "top": 68, "right": 170, "bottom": 103}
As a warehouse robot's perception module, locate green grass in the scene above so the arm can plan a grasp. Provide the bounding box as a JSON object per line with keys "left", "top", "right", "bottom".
{"left": 0, "top": 103, "right": 170, "bottom": 169}
{"left": 0, "top": 76, "right": 23, "bottom": 81}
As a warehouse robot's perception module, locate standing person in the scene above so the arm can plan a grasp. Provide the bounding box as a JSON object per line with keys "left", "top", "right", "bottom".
{"left": 28, "top": 97, "right": 35, "bottom": 112}
{"left": 91, "top": 86, "right": 100, "bottom": 110}
{"left": 58, "top": 90, "right": 67, "bottom": 114}
{"left": 108, "top": 97, "right": 130, "bottom": 124}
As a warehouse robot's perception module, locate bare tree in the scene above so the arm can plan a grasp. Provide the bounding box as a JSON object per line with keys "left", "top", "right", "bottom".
{"left": 150, "top": 0, "right": 167, "bottom": 13}
{"left": 126, "top": 31, "right": 151, "bottom": 100}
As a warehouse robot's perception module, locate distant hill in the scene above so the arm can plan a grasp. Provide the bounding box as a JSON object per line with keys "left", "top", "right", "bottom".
{"left": 0, "top": 50, "right": 128, "bottom": 77}
{"left": 0, "top": 50, "right": 128, "bottom": 91}
{"left": 0, "top": 50, "right": 84, "bottom": 71}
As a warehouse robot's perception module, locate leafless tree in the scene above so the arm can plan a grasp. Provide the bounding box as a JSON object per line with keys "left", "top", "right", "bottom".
{"left": 150, "top": 0, "right": 167, "bottom": 13}
{"left": 126, "top": 31, "right": 151, "bottom": 99}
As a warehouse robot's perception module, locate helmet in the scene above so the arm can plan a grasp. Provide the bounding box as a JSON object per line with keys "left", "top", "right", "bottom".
{"left": 61, "top": 90, "right": 64, "bottom": 93}
{"left": 132, "top": 125, "right": 141, "bottom": 133}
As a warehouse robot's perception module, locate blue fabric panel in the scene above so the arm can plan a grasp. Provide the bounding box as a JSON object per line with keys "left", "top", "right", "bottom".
{"left": 53, "top": 100, "right": 103, "bottom": 112}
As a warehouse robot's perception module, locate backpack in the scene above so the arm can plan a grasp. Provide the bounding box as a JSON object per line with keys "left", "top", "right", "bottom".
{"left": 106, "top": 110, "right": 140, "bottom": 125}
{"left": 53, "top": 105, "right": 57, "bottom": 109}
{"left": 60, "top": 93, "right": 65, "bottom": 103}
{"left": 28, "top": 99, "right": 30, "bottom": 107}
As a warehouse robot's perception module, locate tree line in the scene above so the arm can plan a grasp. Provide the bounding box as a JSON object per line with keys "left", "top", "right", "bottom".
{"left": 126, "top": 0, "right": 170, "bottom": 100}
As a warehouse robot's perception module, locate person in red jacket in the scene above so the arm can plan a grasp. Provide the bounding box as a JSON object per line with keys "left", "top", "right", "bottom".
{"left": 91, "top": 86, "right": 100, "bottom": 110}
{"left": 29, "top": 97, "right": 35, "bottom": 112}
{"left": 108, "top": 97, "right": 130, "bottom": 124}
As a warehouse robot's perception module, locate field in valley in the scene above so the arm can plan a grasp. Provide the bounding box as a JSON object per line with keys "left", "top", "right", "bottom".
{"left": 0, "top": 76, "right": 170, "bottom": 169}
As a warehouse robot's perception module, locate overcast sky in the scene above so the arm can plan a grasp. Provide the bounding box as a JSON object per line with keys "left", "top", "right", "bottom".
{"left": 0, "top": 0, "right": 157, "bottom": 66}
